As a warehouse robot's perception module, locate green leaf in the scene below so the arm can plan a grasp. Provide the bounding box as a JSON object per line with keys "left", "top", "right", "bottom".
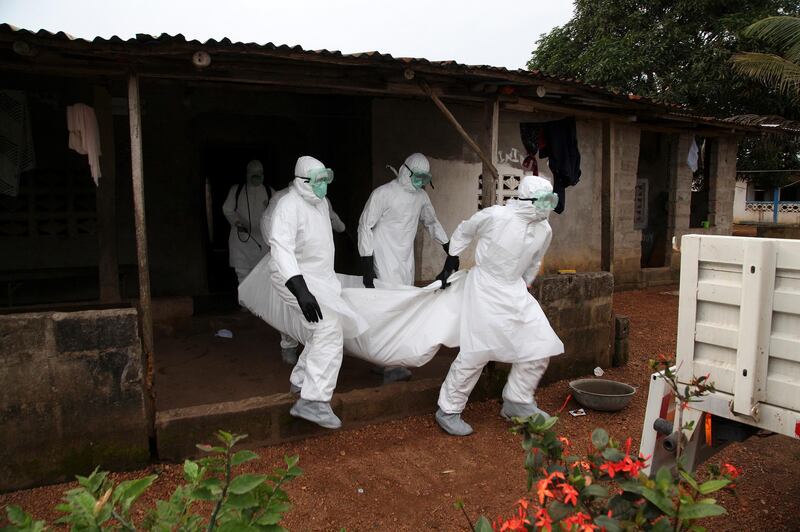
{"left": 655, "top": 467, "right": 673, "bottom": 492}
{"left": 228, "top": 474, "right": 267, "bottom": 495}
{"left": 115, "top": 475, "right": 158, "bottom": 515}
{"left": 539, "top": 416, "right": 559, "bottom": 431}
{"left": 474, "top": 516, "right": 494, "bottom": 532}
{"left": 226, "top": 492, "right": 260, "bottom": 509}
{"left": 602, "top": 447, "right": 625, "bottom": 462}
{"left": 679, "top": 470, "right": 699, "bottom": 491}
{"left": 284, "top": 455, "right": 299, "bottom": 469}
{"left": 651, "top": 517, "right": 674, "bottom": 532}
{"left": 261, "top": 526, "right": 288, "bottom": 532}
{"left": 196, "top": 444, "right": 226, "bottom": 454}
{"left": 216, "top": 520, "right": 258, "bottom": 532}
{"left": 184, "top": 459, "right": 200, "bottom": 480}
{"left": 6, "top": 505, "right": 28, "bottom": 526}
{"left": 581, "top": 484, "right": 609, "bottom": 499}
{"left": 591, "top": 428, "right": 609, "bottom": 450}
{"left": 215, "top": 430, "right": 235, "bottom": 446}
{"left": 678, "top": 502, "right": 727, "bottom": 520}
{"left": 547, "top": 500, "right": 574, "bottom": 521}
{"left": 697, "top": 478, "right": 731, "bottom": 495}
{"left": 231, "top": 450, "right": 259, "bottom": 467}
{"left": 255, "top": 511, "right": 282, "bottom": 525}
{"left": 641, "top": 487, "right": 676, "bottom": 516}
{"left": 594, "top": 514, "right": 621, "bottom": 532}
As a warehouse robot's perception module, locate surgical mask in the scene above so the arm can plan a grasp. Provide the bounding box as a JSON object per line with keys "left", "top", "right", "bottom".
{"left": 404, "top": 164, "right": 432, "bottom": 189}
{"left": 248, "top": 174, "right": 264, "bottom": 187}
{"left": 297, "top": 167, "right": 334, "bottom": 199}
{"left": 520, "top": 191, "right": 559, "bottom": 211}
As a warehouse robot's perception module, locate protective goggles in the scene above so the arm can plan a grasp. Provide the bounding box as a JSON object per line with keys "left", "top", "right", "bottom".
{"left": 404, "top": 164, "right": 433, "bottom": 189}
{"left": 297, "top": 167, "right": 334, "bottom": 185}
{"left": 520, "top": 191, "right": 559, "bottom": 210}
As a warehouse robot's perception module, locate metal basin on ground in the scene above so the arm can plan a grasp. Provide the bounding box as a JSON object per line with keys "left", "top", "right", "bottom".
{"left": 569, "top": 378, "right": 636, "bottom": 412}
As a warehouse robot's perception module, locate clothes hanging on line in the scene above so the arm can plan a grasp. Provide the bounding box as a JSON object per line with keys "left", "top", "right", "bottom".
{"left": 540, "top": 117, "right": 581, "bottom": 214}
{"left": 66, "top": 103, "right": 102, "bottom": 185}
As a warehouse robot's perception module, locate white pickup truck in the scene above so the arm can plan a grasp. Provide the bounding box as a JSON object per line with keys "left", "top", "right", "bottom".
{"left": 640, "top": 234, "right": 800, "bottom": 473}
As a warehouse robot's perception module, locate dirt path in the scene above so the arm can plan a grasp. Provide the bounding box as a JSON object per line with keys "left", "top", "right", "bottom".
{"left": 2, "top": 287, "right": 799, "bottom": 530}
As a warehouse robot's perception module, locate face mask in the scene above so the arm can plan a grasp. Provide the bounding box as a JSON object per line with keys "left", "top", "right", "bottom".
{"left": 297, "top": 167, "right": 334, "bottom": 199}
{"left": 404, "top": 164, "right": 432, "bottom": 189}
{"left": 520, "top": 191, "right": 559, "bottom": 211}
{"left": 248, "top": 174, "right": 264, "bottom": 187}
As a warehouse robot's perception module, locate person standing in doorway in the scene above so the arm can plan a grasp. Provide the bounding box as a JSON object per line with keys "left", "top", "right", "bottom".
{"left": 222, "top": 160, "right": 272, "bottom": 285}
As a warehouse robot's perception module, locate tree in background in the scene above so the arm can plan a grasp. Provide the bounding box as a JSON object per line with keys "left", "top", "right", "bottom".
{"left": 530, "top": 0, "right": 800, "bottom": 187}
{"left": 732, "top": 16, "right": 800, "bottom": 98}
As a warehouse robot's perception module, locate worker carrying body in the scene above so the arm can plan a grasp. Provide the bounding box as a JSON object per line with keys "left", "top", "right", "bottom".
{"left": 268, "top": 156, "right": 367, "bottom": 429}
{"left": 260, "top": 184, "right": 347, "bottom": 365}
{"left": 357, "top": 152, "right": 452, "bottom": 383}
{"left": 222, "top": 160, "right": 272, "bottom": 284}
{"left": 434, "top": 174, "right": 564, "bottom": 436}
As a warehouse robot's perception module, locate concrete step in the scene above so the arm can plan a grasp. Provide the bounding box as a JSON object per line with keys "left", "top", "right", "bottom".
{"left": 155, "top": 377, "right": 455, "bottom": 462}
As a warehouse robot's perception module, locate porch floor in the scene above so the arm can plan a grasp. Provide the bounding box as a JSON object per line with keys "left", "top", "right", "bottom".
{"left": 153, "top": 310, "right": 457, "bottom": 411}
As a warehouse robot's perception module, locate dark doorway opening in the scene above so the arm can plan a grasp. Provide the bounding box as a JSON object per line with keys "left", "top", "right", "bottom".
{"left": 636, "top": 132, "right": 671, "bottom": 269}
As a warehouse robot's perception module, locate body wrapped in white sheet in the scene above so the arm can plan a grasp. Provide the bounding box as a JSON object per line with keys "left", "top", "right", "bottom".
{"left": 239, "top": 262, "right": 465, "bottom": 367}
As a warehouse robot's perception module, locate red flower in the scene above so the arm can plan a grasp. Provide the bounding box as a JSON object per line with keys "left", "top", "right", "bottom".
{"left": 535, "top": 507, "right": 553, "bottom": 532}
{"left": 536, "top": 477, "right": 555, "bottom": 504}
{"left": 562, "top": 512, "right": 597, "bottom": 531}
{"left": 561, "top": 483, "right": 579, "bottom": 506}
{"left": 722, "top": 463, "right": 741, "bottom": 479}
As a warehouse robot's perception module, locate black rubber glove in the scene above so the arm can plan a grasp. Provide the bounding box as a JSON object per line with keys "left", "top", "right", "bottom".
{"left": 361, "top": 255, "right": 377, "bottom": 289}
{"left": 442, "top": 241, "right": 450, "bottom": 254}
{"left": 285, "top": 275, "right": 323, "bottom": 323}
{"left": 436, "top": 254, "right": 460, "bottom": 288}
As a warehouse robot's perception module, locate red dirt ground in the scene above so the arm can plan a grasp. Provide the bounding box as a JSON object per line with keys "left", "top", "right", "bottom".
{"left": 2, "top": 286, "right": 799, "bottom": 530}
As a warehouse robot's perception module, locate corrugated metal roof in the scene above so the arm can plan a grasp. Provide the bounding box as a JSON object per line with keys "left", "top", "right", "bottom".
{"left": 3, "top": 23, "right": 795, "bottom": 135}
{"left": 0, "top": 23, "right": 684, "bottom": 110}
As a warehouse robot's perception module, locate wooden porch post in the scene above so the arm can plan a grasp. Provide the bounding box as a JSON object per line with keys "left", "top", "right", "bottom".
{"left": 128, "top": 73, "right": 155, "bottom": 436}
{"left": 482, "top": 97, "right": 500, "bottom": 208}
{"left": 93, "top": 86, "right": 120, "bottom": 302}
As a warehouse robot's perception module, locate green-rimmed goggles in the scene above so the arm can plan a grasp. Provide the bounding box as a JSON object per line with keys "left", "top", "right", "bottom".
{"left": 404, "top": 164, "right": 432, "bottom": 189}
{"left": 521, "top": 191, "right": 559, "bottom": 210}
{"left": 297, "top": 167, "right": 334, "bottom": 185}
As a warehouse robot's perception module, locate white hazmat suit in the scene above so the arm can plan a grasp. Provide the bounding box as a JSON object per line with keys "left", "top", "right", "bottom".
{"left": 222, "top": 160, "right": 273, "bottom": 283}
{"left": 436, "top": 174, "right": 564, "bottom": 436}
{"left": 358, "top": 153, "right": 449, "bottom": 286}
{"left": 259, "top": 186, "right": 347, "bottom": 363}
{"left": 266, "top": 156, "right": 367, "bottom": 428}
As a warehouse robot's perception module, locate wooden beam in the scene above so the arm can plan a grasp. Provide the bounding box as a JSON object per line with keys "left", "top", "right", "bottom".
{"left": 419, "top": 80, "right": 499, "bottom": 180}
{"left": 482, "top": 98, "right": 500, "bottom": 208}
{"left": 127, "top": 73, "right": 155, "bottom": 439}
{"left": 93, "top": 85, "right": 120, "bottom": 303}
{"left": 601, "top": 120, "right": 614, "bottom": 272}
{"left": 503, "top": 98, "right": 637, "bottom": 122}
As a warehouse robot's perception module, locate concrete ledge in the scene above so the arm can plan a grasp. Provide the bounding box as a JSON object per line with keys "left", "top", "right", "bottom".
{"left": 155, "top": 376, "right": 491, "bottom": 462}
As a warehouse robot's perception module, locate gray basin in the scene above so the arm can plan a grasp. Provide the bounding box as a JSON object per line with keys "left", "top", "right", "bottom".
{"left": 569, "top": 378, "right": 636, "bottom": 412}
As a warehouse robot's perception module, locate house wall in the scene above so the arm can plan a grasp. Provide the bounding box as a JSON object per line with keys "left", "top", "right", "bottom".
{"left": 370, "top": 98, "right": 602, "bottom": 282}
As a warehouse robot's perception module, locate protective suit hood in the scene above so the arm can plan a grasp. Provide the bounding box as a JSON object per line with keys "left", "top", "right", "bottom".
{"left": 247, "top": 160, "right": 264, "bottom": 187}
{"left": 395, "top": 152, "right": 430, "bottom": 192}
{"left": 293, "top": 155, "right": 326, "bottom": 204}
{"left": 509, "top": 175, "right": 555, "bottom": 223}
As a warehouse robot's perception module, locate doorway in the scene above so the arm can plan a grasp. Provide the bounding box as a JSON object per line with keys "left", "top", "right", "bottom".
{"left": 636, "top": 132, "right": 671, "bottom": 268}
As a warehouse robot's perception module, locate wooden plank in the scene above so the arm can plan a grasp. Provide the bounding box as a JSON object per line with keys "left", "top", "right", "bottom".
{"left": 93, "top": 85, "right": 120, "bottom": 303}
{"left": 419, "top": 80, "right": 499, "bottom": 180}
{"left": 481, "top": 97, "right": 499, "bottom": 208}
{"left": 128, "top": 74, "right": 155, "bottom": 439}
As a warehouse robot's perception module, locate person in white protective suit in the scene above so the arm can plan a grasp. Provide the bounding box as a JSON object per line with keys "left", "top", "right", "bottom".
{"left": 268, "top": 155, "right": 367, "bottom": 429}
{"left": 434, "top": 174, "right": 565, "bottom": 436}
{"left": 222, "top": 160, "right": 273, "bottom": 284}
{"left": 259, "top": 185, "right": 347, "bottom": 365}
{"left": 357, "top": 152, "right": 453, "bottom": 382}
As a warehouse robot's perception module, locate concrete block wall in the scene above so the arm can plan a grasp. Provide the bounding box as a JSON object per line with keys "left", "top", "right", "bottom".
{"left": 0, "top": 308, "right": 149, "bottom": 491}
{"left": 612, "top": 125, "right": 643, "bottom": 288}
{"left": 532, "top": 272, "right": 614, "bottom": 383}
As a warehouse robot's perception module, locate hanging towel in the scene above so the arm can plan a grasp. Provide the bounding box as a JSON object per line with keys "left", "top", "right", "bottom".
{"left": 0, "top": 90, "right": 36, "bottom": 197}
{"left": 66, "top": 103, "right": 102, "bottom": 185}
{"left": 687, "top": 137, "right": 699, "bottom": 173}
